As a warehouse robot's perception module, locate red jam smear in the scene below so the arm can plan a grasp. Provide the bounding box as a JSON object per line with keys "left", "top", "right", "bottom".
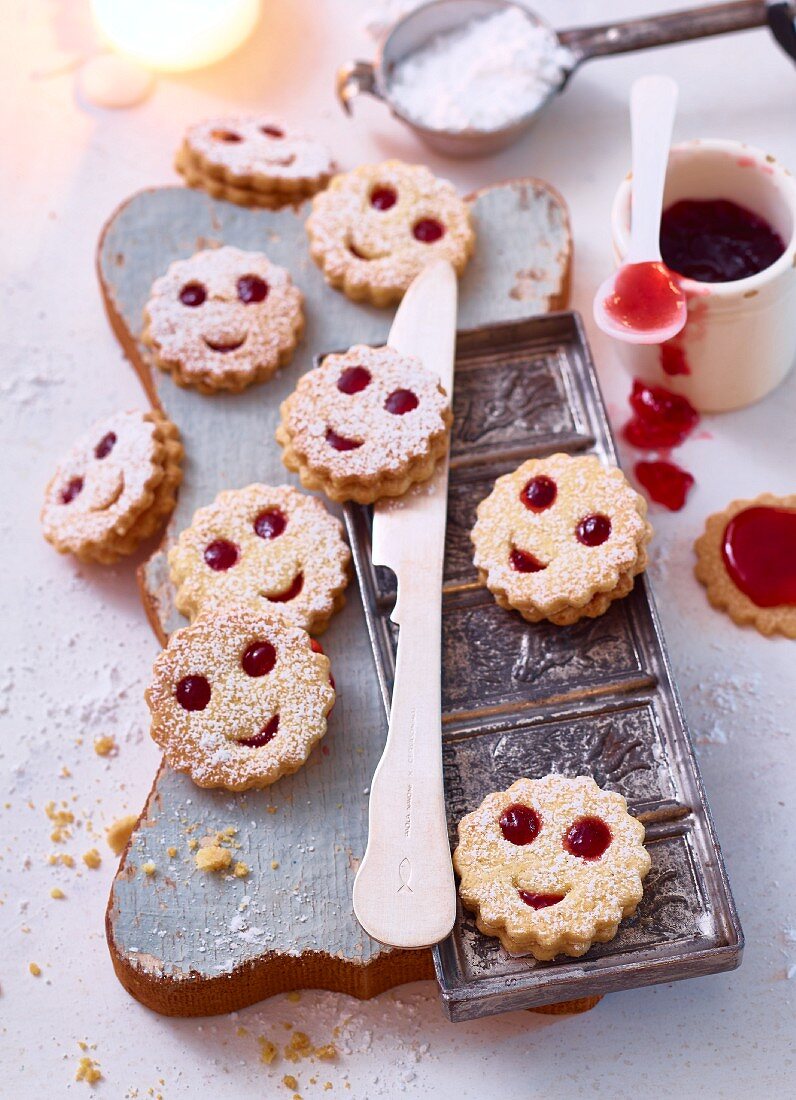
{"left": 604, "top": 261, "right": 684, "bottom": 333}
{"left": 623, "top": 379, "right": 699, "bottom": 450}
{"left": 576, "top": 514, "right": 611, "bottom": 547}
{"left": 370, "top": 186, "right": 397, "bottom": 211}
{"left": 266, "top": 572, "right": 303, "bottom": 603}
{"left": 260, "top": 125, "right": 284, "bottom": 138}
{"left": 60, "top": 477, "right": 83, "bottom": 505}
{"left": 94, "top": 431, "right": 116, "bottom": 459}
{"left": 413, "top": 218, "right": 445, "bottom": 243}
{"left": 254, "top": 508, "right": 286, "bottom": 539}
{"left": 499, "top": 804, "right": 541, "bottom": 845}
{"left": 384, "top": 388, "right": 419, "bottom": 415}
{"left": 204, "top": 539, "right": 239, "bottom": 571}
{"left": 337, "top": 366, "right": 371, "bottom": 394}
{"left": 326, "top": 427, "right": 363, "bottom": 451}
{"left": 179, "top": 282, "right": 206, "bottom": 307}
{"left": 239, "top": 714, "right": 279, "bottom": 747}
{"left": 660, "top": 341, "right": 690, "bottom": 377}
{"left": 237, "top": 274, "right": 269, "bottom": 303}
{"left": 510, "top": 547, "right": 546, "bottom": 573}
{"left": 634, "top": 460, "right": 694, "bottom": 512}
{"left": 518, "top": 891, "right": 566, "bottom": 910}
{"left": 211, "top": 129, "right": 242, "bottom": 142}
{"left": 660, "top": 199, "right": 786, "bottom": 282}
{"left": 241, "top": 640, "right": 276, "bottom": 677}
{"left": 176, "top": 674, "right": 211, "bottom": 712}
{"left": 722, "top": 506, "right": 796, "bottom": 608}
{"left": 563, "top": 816, "right": 612, "bottom": 860}
{"left": 520, "top": 475, "right": 557, "bottom": 512}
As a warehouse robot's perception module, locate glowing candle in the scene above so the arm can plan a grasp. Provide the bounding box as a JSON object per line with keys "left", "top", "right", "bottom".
{"left": 90, "top": 0, "right": 261, "bottom": 73}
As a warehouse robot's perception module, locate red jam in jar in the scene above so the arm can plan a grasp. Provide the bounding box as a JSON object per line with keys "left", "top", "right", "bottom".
{"left": 660, "top": 199, "right": 786, "bottom": 282}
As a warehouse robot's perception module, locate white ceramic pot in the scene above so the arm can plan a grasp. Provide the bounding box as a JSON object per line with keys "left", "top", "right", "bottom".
{"left": 611, "top": 139, "right": 796, "bottom": 412}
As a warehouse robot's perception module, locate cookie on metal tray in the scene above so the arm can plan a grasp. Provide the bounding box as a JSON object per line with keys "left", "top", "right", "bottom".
{"left": 453, "top": 775, "right": 651, "bottom": 960}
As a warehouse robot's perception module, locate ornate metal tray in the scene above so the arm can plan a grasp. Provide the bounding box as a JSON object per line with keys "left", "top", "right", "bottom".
{"left": 343, "top": 311, "right": 743, "bottom": 1022}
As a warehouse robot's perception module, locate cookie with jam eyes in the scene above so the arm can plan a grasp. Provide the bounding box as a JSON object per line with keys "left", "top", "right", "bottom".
{"left": 41, "top": 409, "right": 183, "bottom": 565}
{"left": 146, "top": 605, "right": 335, "bottom": 790}
{"left": 453, "top": 775, "right": 651, "bottom": 960}
{"left": 175, "top": 116, "right": 335, "bottom": 208}
{"left": 276, "top": 344, "right": 453, "bottom": 504}
{"left": 142, "top": 246, "right": 304, "bottom": 394}
{"left": 305, "top": 161, "right": 475, "bottom": 307}
{"left": 168, "top": 484, "right": 350, "bottom": 634}
{"left": 472, "top": 453, "right": 652, "bottom": 626}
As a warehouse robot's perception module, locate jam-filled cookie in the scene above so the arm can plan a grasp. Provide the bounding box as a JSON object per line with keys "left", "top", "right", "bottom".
{"left": 41, "top": 409, "right": 183, "bottom": 565}
{"left": 175, "top": 116, "right": 335, "bottom": 208}
{"left": 276, "top": 344, "right": 453, "bottom": 503}
{"left": 694, "top": 492, "right": 796, "bottom": 638}
{"left": 305, "top": 161, "right": 475, "bottom": 307}
{"left": 142, "top": 246, "right": 304, "bottom": 394}
{"left": 146, "top": 605, "right": 335, "bottom": 790}
{"left": 453, "top": 775, "right": 651, "bottom": 960}
{"left": 168, "top": 484, "right": 350, "bottom": 634}
{"left": 472, "top": 453, "right": 652, "bottom": 626}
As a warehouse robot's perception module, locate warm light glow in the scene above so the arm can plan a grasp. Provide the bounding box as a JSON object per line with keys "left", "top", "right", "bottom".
{"left": 90, "top": 0, "right": 261, "bottom": 73}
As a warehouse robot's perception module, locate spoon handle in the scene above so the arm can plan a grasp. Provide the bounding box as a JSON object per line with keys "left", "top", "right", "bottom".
{"left": 627, "top": 75, "right": 678, "bottom": 263}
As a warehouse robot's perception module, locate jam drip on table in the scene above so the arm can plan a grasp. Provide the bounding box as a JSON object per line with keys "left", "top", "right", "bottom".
{"left": 623, "top": 379, "right": 700, "bottom": 451}
{"left": 634, "top": 460, "right": 694, "bottom": 511}
{"left": 660, "top": 199, "right": 786, "bottom": 283}
{"left": 721, "top": 506, "right": 796, "bottom": 608}
{"left": 604, "top": 261, "right": 684, "bottom": 333}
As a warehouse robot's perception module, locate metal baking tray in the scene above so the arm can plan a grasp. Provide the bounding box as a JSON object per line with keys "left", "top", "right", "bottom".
{"left": 343, "top": 311, "right": 742, "bottom": 1022}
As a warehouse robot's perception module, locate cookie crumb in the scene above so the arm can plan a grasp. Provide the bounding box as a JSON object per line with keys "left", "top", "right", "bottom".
{"left": 141, "top": 861, "right": 157, "bottom": 877}
{"left": 167, "top": 846, "right": 178, "bottom": 858}
{"left": 286, "top": 991, "right": 300, "bottom": 1002}
{"left": 282, "top": 1076, "right": 298, "bottom": 1091}
{"left": 271, "top": 860, "right": 280, "bottom": 870}
{"left": 75, "top": 1056, "right": 102, "bottom": 1085}
{"left": 82, "top": 849, "right": 102, "bottom": 869}
{"left": 316, "top": 1045, "right": 337, "bottom": 1062}
{"left": 233, "top": 861, "right": 249, "bottom": 878}
{"left": 93, "top": 735, "right": 117, "bottom": 756}
{"left": 195, "top": 845, "right": 232, "bottom": 872}
{"left": 50, "top": 887, "right": 65, "bottom": 900}
{"left": 45, "top": 801, "right": 74, "bottom": 843}
{"left": 107, "top": 814, "right": 138, "bottom": 855}
{"left": 258, "top": 1037, "right": 278, "bottom": 1065}
{"left": 29, "top": 962, "right": 41, "bottom": 977}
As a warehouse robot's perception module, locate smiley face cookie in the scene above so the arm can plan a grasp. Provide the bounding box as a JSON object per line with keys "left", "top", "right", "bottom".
{"left": 305, "top": 161, "right": 475, "bottom": 307}
{"left": 176, "top": 116, "right": 335, "bottom": 208}
{"left": 41, "top": 409, "right": 183, "bottom": 564}
{"left": 472, "top": 453, "right": 652, "bottom": 626}
{"left": 453, "top": 775, "right": 651, "bottom": 960}
{"left": 276, "top": 344, "right": 453, "bottom": 504}
{"left": 142, "top": 246, "right": 304, "bottom": 394}
{"left": 168, "top": 484, "right": 350, "bottom": 634}
{"left": 694, "top": 492, "right": 796, "bottom": 638}
{"left": 146, "top": 605, "right": 335, "bottom": 790}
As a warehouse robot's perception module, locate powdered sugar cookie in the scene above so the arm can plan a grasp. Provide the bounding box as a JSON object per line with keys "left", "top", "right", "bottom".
{"left": 472, "top": 453, "right": 652, "bottom": 626}
{"left": 694, "top": 493, "right": 796, "bottom": 638}
{"left": 276, "top": 344, "right": 453, "bottom": 504}
{"left": 142, "top": 246, "right": 304, "bottom": 394}
{"left": 305, "top": 161, "right": 475, "bottom": 307}
{"left": 176, "top": 116, "right": 335, "bottom": 207}
{"left": 168, "top": 484, "right": 350, "bottom": 634}
{"left": 146, "top": 605, "right": 335, "bottom": 790}
{"left": 454, "top": 775, "right": 650, "bottom": 960}
{"left": 41, "top": 409, "right": 182, "bottom": 564}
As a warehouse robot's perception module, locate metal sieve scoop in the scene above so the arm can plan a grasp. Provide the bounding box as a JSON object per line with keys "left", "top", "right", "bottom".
{"left": 337, "top": 0, "right": 786, "bottom": 157}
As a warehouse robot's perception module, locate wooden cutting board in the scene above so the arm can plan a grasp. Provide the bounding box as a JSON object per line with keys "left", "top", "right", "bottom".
{"left": 98, "top": 179, "right": 573, "bottom": 1016}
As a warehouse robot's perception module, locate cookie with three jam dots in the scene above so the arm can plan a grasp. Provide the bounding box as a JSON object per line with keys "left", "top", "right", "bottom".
{"left": 168, "top": 484, "right": 350, "bottom": 635}
{"left": 276, "top": 344, "right": 453, "bottom": 504}
{"left": 305, "top": 160, "right": 475, "bottom": 307}
{"left": 146, "top": 605, "right": 335, "bottom": 791}
{"left": 472, "top": 453, "right": 652, "bottom": 626}
{"left": 175, "top": 117, "right": 335, "bottom": 208}
{"left": 694, "top": 492, "right": 796, "bottom": 638}
{"left": 41, "top": 409, "right": 183, "bottom": 565}
{"left": 453, "top": 775, "right": 651, "bottom": 960}
{"left": 142, "top": 246, "right": 304, "bottom": 395}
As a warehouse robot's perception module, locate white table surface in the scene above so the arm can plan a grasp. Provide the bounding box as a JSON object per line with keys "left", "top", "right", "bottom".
{"left": 2, "top": 1, "right": 795, "bottom": 1095}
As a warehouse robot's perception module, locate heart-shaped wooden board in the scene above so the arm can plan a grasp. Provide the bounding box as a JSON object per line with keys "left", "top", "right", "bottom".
{"left": 98, "top": 180, "right": 571, "bottom": 1017}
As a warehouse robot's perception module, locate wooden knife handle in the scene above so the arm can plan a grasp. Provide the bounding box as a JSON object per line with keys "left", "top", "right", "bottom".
{"left": 352, "top": 590, "right": 456, "bottom": 949}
